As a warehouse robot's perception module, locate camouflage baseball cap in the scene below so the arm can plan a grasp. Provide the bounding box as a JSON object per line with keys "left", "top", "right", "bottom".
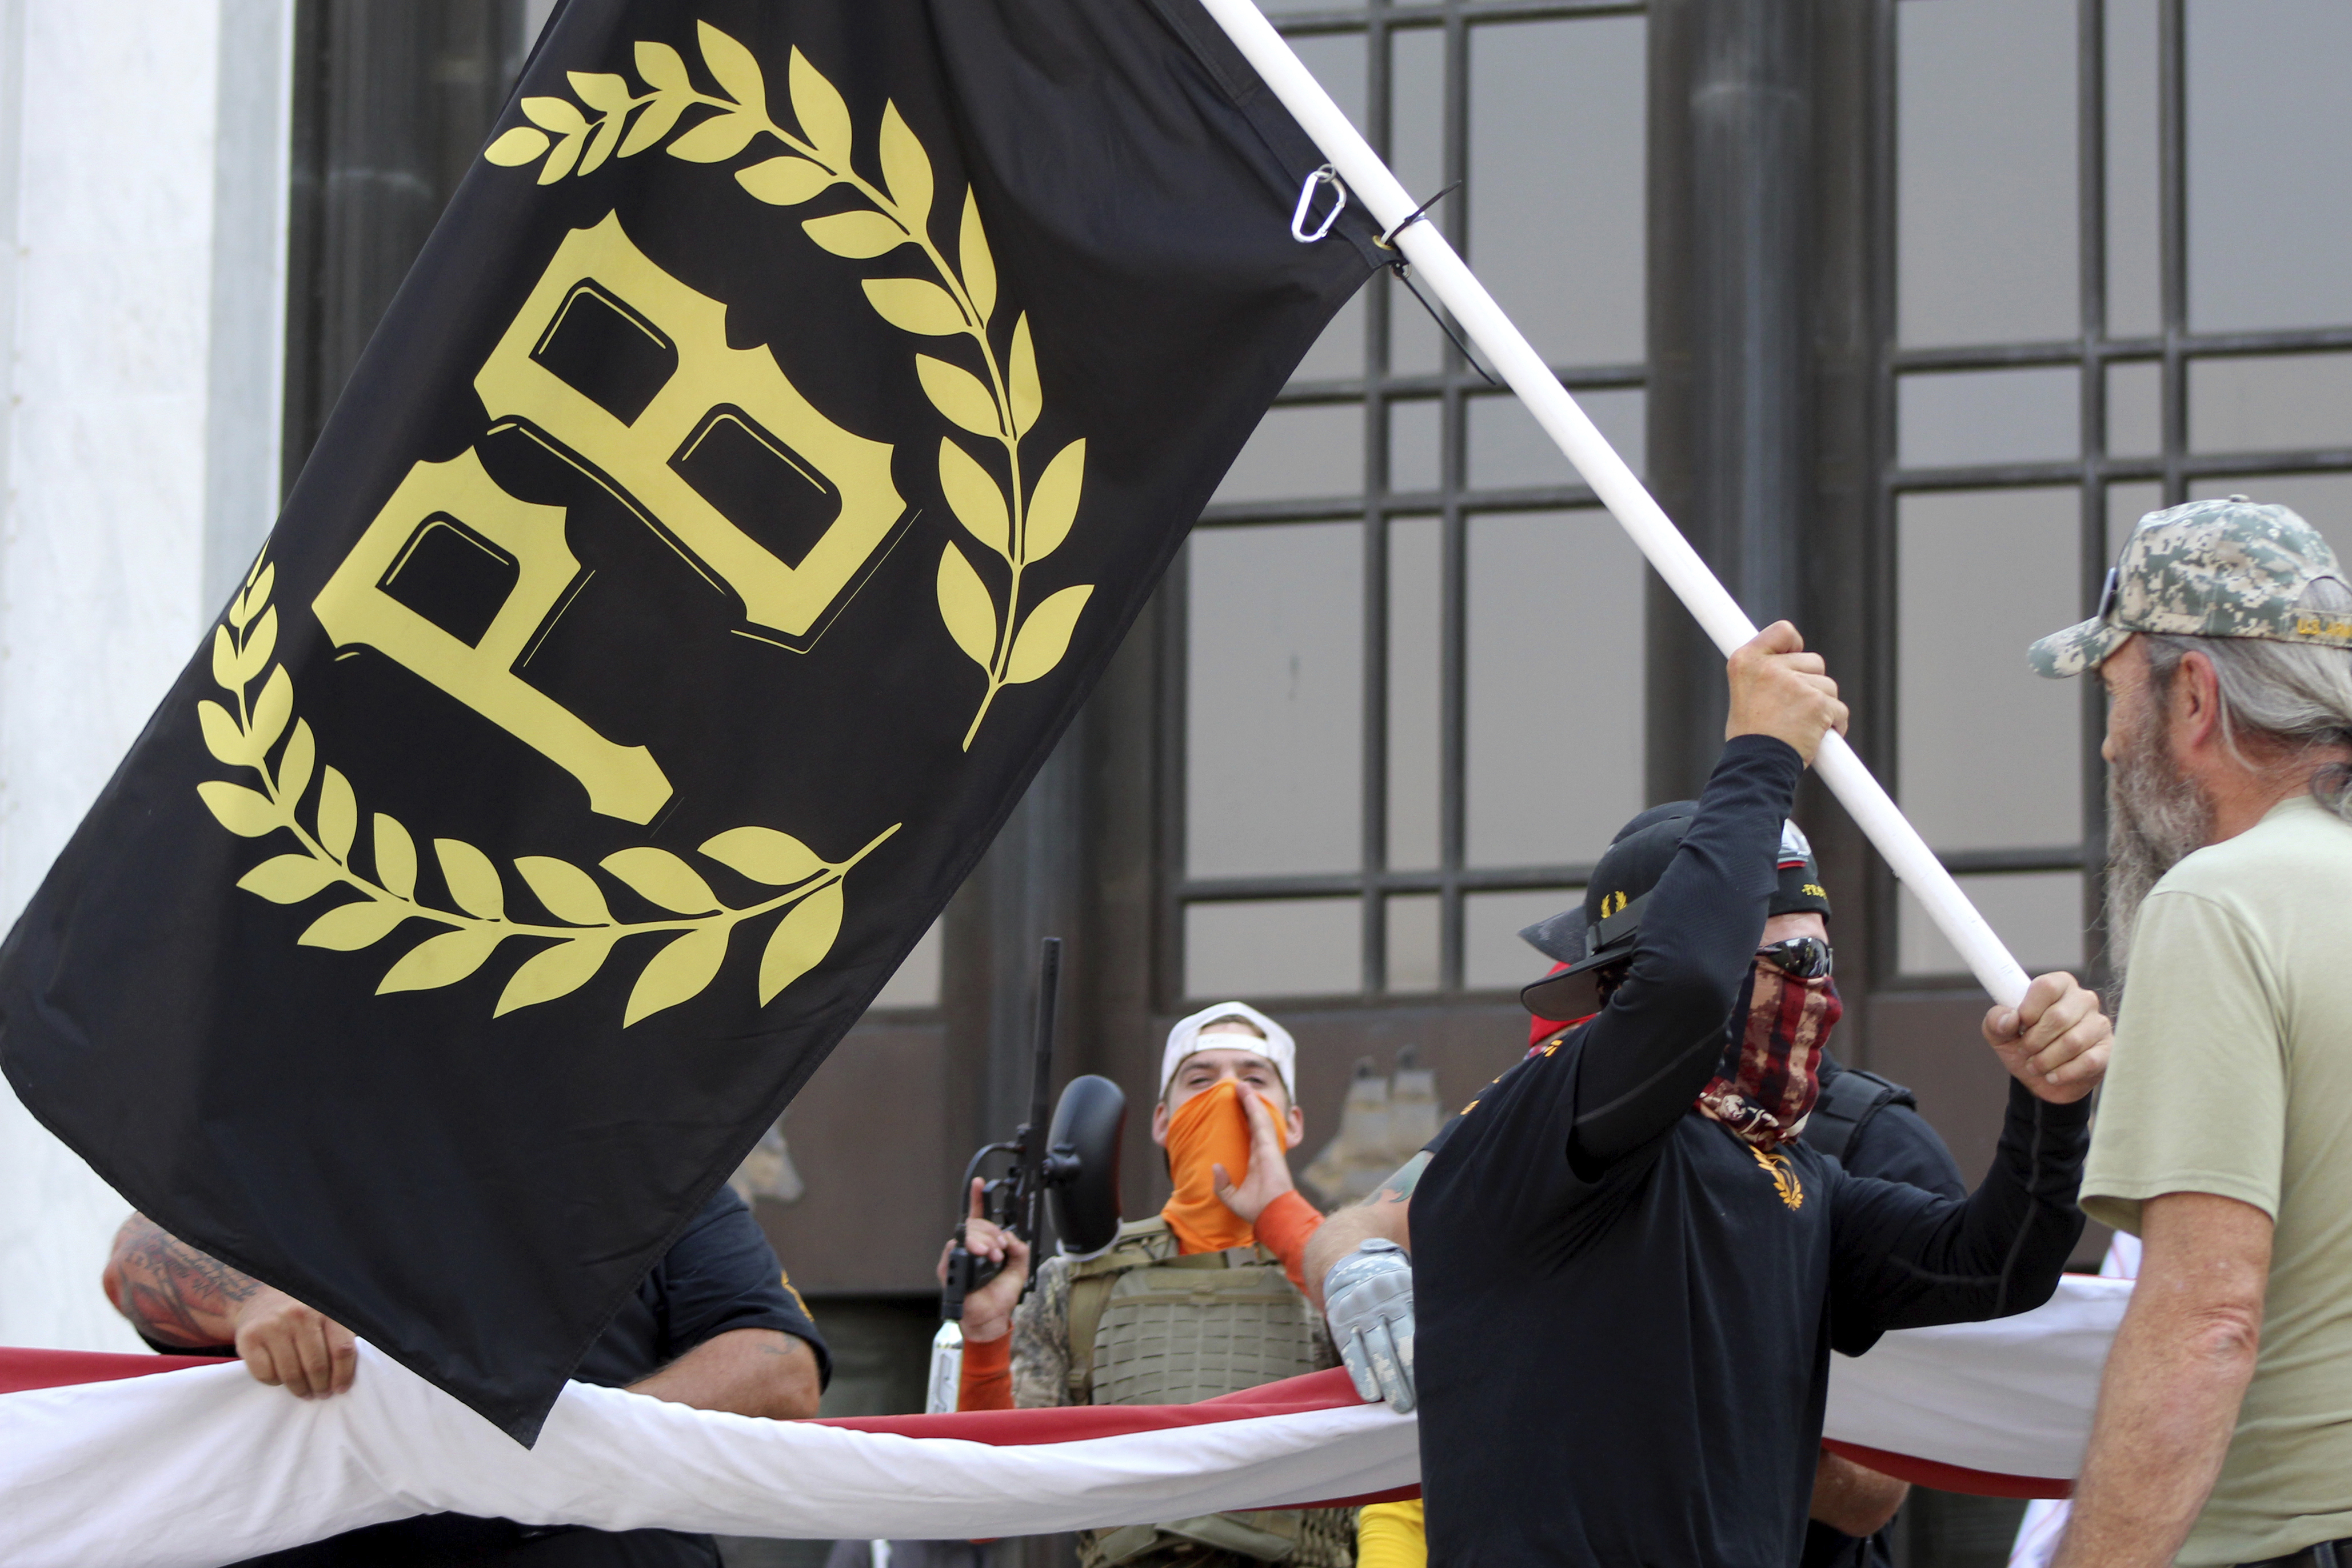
{"left": 2028, "top": 495, "right": 2352, "bottom": 678}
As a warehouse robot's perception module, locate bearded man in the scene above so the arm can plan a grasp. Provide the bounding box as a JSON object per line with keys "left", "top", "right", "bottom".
{"left": 2028, "top": 498, "right": 2352, "bottom": 1568}
{"left": 1308, "top": 621, "right": 2111, "bottom": 1567}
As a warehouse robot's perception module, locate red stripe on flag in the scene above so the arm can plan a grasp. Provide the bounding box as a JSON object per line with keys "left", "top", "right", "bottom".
{"left": 817, "top": 1370, "right": 1420, "bottom": 1511}
{"left": 813, "top": 1367, "right": 1367, "bottom": 1444}
{"left": 1822, "top": 1439, "right": 2071, "bottom": 1500}
{"left": 0, "top": 1350, "right": 1363, "bottom": 1426}
{"left": 0, "top": 1346, "right": 229, "bottom": 1395}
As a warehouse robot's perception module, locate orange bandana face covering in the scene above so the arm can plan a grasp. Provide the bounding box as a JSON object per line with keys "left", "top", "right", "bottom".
{"left": 1160, "top": 1077, "right": 1284, "bottom": 1254}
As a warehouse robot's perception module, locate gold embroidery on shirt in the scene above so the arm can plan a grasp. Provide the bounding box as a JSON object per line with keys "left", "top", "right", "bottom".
{"left": 1749, "top": 1144, "right": 1804, "bottom": 1211}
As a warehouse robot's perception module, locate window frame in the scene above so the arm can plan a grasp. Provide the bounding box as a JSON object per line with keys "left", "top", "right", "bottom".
{"left": 1870, "top": 0, "right": 2352, "bottom": 990}
{"left": 1161, "top": 0, "right": 1648, "bottom": 1009}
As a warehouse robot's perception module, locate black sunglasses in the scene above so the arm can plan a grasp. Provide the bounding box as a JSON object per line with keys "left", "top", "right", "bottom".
{"left": 1755, "top": 935, "right": 1833, "bottom": 981}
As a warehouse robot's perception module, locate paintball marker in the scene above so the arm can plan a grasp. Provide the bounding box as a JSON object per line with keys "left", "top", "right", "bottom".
{"left": 940, "top": 937, "right": 1126, "bottom": 1320}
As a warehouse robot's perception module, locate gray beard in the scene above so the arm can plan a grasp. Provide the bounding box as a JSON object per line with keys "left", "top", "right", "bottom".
{"left": 2105, "top": 714, "right": 2214, "bottom": 982}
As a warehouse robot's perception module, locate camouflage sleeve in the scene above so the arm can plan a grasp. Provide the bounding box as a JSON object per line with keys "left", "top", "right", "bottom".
{"left": 1011, "top": 1254, "right": 1072, "bottom": 1409}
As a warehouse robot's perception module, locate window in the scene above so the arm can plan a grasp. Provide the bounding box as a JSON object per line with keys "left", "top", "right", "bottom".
{"left": 1884, "top": 0, "right": 2352, "bottom": 981}
{"left": 1175, "top": 2, "right": 1648, "bottom": 1002}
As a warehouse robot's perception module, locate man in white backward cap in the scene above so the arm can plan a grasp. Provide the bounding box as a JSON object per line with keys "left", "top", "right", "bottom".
{"left": 938, "top": 1002, "right": 1358, "bottom": 1568}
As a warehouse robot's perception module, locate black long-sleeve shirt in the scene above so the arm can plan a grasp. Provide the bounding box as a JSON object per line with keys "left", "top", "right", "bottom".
{"left": 1412, "top": 735, "right": 2089, "bottom": 1567}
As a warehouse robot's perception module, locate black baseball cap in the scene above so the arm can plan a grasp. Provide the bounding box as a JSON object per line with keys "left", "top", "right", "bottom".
{"left": 1517, "top": 805, "right": 1831, "bottom": 1019}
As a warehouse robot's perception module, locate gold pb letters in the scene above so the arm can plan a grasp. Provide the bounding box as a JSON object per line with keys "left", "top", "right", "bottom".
{"left": 313, "top": 449, "right": 674, "bottom": 824}
{"left": 313, "top": 213, "right": 908, "bottom": 822}
{"left": 476, "top": 213, "right": 905, "bottom": 644}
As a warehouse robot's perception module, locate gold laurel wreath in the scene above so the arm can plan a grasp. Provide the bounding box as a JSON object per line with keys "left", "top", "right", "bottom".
{"left": 197, "top": 554, "right": 898, "bottom": 1026}
{"left": 1747, "top": 1145, "right": 1804, "bottom": 1211}
{"left": 488, "top": 22, "right": 1095, "bottom": 750}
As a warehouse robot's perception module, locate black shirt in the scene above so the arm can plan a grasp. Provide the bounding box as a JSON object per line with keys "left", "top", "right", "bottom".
{"left": 227, "top": 1187, "right": 825, "bottom": 1567}
{"left": 573, "top": 1186, "right": 831, "bottom": 1391}
{"left": 1796, "top": 1057, "right": 1968, "bottom": 1568}
{"left": 1413, "top": 737, "right": 2089, "bottom": 1568}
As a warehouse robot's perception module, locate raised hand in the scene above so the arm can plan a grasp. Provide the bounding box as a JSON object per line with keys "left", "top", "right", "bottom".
{"left": 1726, "top": 621, "right": 1848, "bottom": 765}
{"left": 1211, "top": 1086, "right": 1298, "bottom": 1224}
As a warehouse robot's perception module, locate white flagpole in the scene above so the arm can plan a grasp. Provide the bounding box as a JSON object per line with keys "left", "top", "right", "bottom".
{"left": 1197, "top": 0, "right": 2033, "bottom": 1007}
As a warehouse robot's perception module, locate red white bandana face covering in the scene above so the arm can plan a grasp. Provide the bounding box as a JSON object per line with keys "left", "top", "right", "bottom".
{"left": 1695, "top": 967, "right": 1843, "bottom": 1150}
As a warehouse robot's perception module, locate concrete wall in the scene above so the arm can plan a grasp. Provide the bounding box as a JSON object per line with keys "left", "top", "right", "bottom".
{"left": 0, "top": 0, "right": 291, "bottom": 1350}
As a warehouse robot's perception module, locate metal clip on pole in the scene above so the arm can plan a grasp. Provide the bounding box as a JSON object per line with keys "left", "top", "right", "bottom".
{"left": 1290, "top": 165, "right": 1347, "bottom": 242}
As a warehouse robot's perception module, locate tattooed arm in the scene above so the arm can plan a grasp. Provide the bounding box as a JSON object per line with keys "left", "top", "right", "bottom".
{"left": 1301, "top": 1152, "right": 1426, "bottom": 1309}
{"left": 102, "top": 1214, "right": 358, "bottom": 1398}
{"left": 103, "top": 1213, "right": 256, "bottom": 1349}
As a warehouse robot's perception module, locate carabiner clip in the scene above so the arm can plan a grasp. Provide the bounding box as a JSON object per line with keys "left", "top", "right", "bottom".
{"left": 1290, "top": 165, "right": 1347, "bottom": 243}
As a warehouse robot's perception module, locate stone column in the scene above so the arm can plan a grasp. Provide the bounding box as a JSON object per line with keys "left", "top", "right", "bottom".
{"left": 0, "top": 0, "right": 294, "bottom": 1351}
{"left": 1644, "top": 0, "right": 1816, "bottom": 803}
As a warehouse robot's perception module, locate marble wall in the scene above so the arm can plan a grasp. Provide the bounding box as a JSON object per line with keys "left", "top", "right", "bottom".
{"left": 0, "top": 0, "right": 291, "bottom": 1351}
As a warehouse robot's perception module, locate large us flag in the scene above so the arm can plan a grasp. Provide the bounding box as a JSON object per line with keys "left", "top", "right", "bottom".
{"left": 0, "top": 1277, "right": 2128, "bottom": 1566}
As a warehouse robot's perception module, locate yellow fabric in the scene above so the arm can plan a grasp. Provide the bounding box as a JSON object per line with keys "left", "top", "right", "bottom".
{"left": 1356, "top": 1501, "right": 1424, "bottom": 1568}
{"left": 2082, "top": 795, "right": 2352, "bottom": 1565}
{"left": 1160, "top": 1079, "right": 1279, "bottom": 1255}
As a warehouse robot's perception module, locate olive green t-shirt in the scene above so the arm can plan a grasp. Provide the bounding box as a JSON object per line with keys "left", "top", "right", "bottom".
{"left": 2083, "top": 793, "right": 2352, "bottom": 1566}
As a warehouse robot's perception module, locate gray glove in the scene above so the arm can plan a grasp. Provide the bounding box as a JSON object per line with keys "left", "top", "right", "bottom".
{"left": 1322, "top": 1238, "right": 1415, "bottom": 1413}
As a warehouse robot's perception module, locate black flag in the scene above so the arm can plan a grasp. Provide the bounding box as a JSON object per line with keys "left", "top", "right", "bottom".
{"left": 0, "top": 0, "right": 1373, "bottom": 1441}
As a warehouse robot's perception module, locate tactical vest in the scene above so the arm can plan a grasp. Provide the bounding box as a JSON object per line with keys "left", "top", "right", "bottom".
{"left": 1065, "top": 1217, "right": 1353, "bottom": 1568}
